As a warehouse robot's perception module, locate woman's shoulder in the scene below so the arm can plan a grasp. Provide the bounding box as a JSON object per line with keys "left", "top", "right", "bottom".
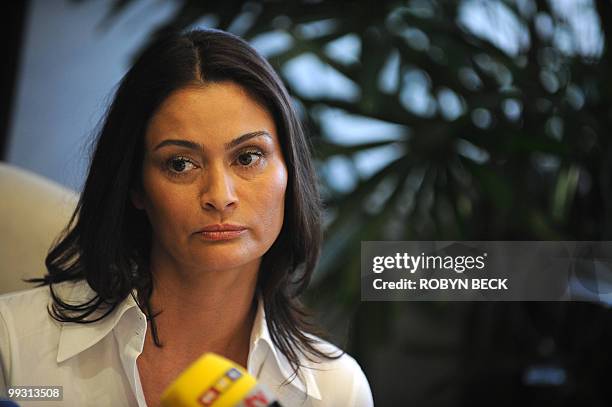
{"left": 302, "top": 334, "right": 361, "bottom": 371}
{"left": 299, "top": 335, "right": 374, "bottom": 406}
{"left": 0, "top": 284, "right": 52, "bottom": 318}
{"left": 0, "top": 280, "right": 78, "bottom": 312}
{"left": 0, "top": 280, "right": 83, "bottom": 334}
{"left": 0, "top": 282, "right": 74, "bottom": 385}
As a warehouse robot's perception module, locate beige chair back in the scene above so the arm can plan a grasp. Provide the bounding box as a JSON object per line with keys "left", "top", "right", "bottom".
{"left": 0, "top": 163, "right": 78, "bottom": 294}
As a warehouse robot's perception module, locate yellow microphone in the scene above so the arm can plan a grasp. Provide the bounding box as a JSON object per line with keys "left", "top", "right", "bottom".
{"left": 160, "top": 353, "right": 281, "bottom": 407}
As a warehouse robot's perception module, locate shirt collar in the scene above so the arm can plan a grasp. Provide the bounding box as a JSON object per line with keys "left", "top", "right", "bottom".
{"left": 56, "top": 279, "right": 140, "bottom": 363}
{"left": 55, "top": 280, "right": 321, "bottom": 400}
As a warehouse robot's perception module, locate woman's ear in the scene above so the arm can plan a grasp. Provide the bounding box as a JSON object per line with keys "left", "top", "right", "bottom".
{"left": 130, "top": 189, "right": 145, "bottom": 210}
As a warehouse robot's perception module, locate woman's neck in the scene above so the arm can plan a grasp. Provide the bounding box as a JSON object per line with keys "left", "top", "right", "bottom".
{"left": 140, "top": 247, "right": 260, "bottom": 367}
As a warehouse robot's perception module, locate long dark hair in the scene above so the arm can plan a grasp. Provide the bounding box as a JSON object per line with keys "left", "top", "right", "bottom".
{"left": 29, "top": 28, "right": 340, "bottom": 376}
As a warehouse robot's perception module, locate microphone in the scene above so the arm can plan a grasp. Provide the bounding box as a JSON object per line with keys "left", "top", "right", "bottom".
{"left": 160, "top": 353, "right": 282, "bottom": 407}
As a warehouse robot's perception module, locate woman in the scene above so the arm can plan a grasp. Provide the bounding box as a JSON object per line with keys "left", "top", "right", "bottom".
{"left": 0, "top": 29, "right": 373, "bottom": 406}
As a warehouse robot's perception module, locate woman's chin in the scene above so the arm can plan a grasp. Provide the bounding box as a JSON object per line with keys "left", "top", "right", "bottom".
{"left": 184, "top": 249, "right": 263, "bottom": 274}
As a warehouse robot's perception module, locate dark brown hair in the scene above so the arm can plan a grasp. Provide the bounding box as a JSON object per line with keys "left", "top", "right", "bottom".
{"left": 29, "top": 28, "right": 339, "bottom": 378}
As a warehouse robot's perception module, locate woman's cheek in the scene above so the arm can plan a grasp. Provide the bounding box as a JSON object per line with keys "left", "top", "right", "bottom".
{"left": 267, "top": 172, "right": 288, "bottom": 230}
{"left": 268, "top": 161, "right": 288, "bottom": 199}
{"left": 249, "top": 175, "right": 286, "bottom": 230}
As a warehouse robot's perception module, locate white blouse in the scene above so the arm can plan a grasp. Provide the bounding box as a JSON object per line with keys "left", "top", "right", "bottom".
{"left": 0, "top": 280, "right": 373, "bottom": 406}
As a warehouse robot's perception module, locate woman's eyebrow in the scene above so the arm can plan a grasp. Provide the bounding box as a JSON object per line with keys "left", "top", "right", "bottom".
{"left": 153, "top": 139, "right": 201, "bottom": 151}
{"left": 224, "top": 130, "right": 272, "bottom": 150}
{"left": 153, "top": 131, "right": 272, "bottom": 152}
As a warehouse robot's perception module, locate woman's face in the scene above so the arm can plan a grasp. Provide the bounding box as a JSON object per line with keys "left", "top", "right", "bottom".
{"left": 132, "top": 81, "right": 288, "bottom": 274}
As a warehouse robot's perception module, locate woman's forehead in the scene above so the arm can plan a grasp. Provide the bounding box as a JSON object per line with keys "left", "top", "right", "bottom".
{"left": 145, "top": 82, "right": 278, "bottom": 149}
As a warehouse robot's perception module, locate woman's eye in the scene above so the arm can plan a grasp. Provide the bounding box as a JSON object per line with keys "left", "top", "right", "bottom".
{"left": 166, "top": 157, "right": 196, "bottom": 174}
{"left": 236, "top": 151, "right": 263, "bottom": 167}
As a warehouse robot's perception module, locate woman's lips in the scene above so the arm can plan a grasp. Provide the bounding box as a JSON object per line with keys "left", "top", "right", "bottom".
{"left": 197, "top": 224, "right": 247, "bottom": 241}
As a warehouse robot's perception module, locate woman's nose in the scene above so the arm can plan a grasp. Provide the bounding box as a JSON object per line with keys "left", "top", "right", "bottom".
{"left": 200, "top": 164, "right": 238, "bottom": 213}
